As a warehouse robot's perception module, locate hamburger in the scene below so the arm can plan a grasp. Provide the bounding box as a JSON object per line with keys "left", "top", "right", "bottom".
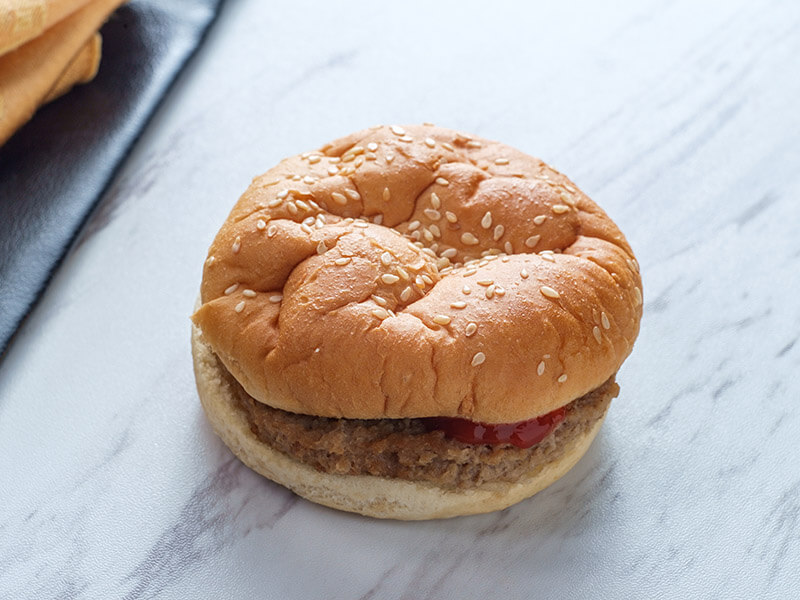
{"left": 191, "top": 125, "right": 642, "bottom": 520}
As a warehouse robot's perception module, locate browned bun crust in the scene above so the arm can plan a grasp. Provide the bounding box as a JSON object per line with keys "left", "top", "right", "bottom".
{"left": 192, "top": 323, "right": 608, "bottom": 520}
{"left": 191, "top": 125, "right": 642, "bottom": 423}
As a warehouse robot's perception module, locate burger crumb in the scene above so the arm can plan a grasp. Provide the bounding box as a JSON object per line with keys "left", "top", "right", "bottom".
{"left": 224, "top": 363, "right": 618, "bottom": 490}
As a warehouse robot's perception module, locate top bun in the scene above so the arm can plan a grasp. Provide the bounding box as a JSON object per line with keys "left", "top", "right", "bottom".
{"left": 191, "top": 125, "right": 642, "bottom": 423}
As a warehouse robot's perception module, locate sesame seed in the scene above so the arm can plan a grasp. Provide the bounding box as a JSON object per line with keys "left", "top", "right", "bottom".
{"left": 267, "top": 225, "right": 278, "bottom": 238}
{"left": 372, "top": 294, "right": 388, "bottom": 307}
{"left": 540, "top": 252, "right": 556, "bottom": 262}
{"left": 445, "top": 211, "right": 458, "bottom": 223}
{"left": 331, "top": 192, "right": 347, "bottom": 205}
{"left": 463, "top": 268, "right": 478, "bottom": 276}
{"left": 552, "top": 204, "right": 570, "bottom": 214}
{"left": 206, "top": 256, "right": 215, "bottom": 265}
{"left": 317, "top": 240, "right": 328, "bottom": 254}
{"left": 373, "top": 214, "right": 383, "bottom": 225}
{"left": 415, "top": 275, "right": 425, "bottom": 288}
{"left": 441, "top": 248, "right": 457, "bottom": 258}
{"left": 232, "top": 237, "right": 241, "bottom": 253}
{"left": 520, "top": 268, "right": 529, "bottom": 279}
{"left": 372, "top": 307, "right": 389, "bottom": 320}
{"left": 451, "top": 301, "right": 467, "bottom": 309}
{"left": 329, "top": 157, "right": 341, "bottom": 163}
{"left": 424, "top": 208, "right": 441, "bottom": 221}
{"left": 471, "top": 352, "right": 486, "bottom": 367}
{"left": 353, "top": 221, "right": 369, "bottom": 228}
{"left": 300, "top": 223, "right": 313, "bottom": 234}
{"left": 461, "top": 232, "right": 479, "bottom": 245}
{"left": 256, "top": 219, "right": 267, "bottom": 230}
{"left": 593, "top": 326, "right": 602, "bottom": 343}
{"left": 423, "top": 229, "right": 434, "bottom": 242}
{"left": 466, "top": 140, "right": 482, "bottom": 148}
{"left": 342, "top": 153, "right": 355, "bottom": 163}
{"left": 268, "top": 198, "right": 283, "bottom": 208}
{"left": 406, "top": 221, "right": 420, "bottom": 233}
{"left": 504, "top": 241, "right": 513, "bottom": 254}
{"left": 286, "top": 202, "right": 298, "bottom": 215}
{"left": 400, "top": 286, "right": 412, "bottom": 301}
{"left": 277, "top": 189, "right": 289, "bottom": 199}
{"left": 430, "top": 192, "right": 441, "bottom": 209}
{"left": 269, "top": 294, "right": 283, "bottom": 303}
{"left": 425, "top": 137, "right": 436, "bottom": 148}
{"left": 334, "top": 257, "right": 351, "bottom": 266}
{"left": 480, "top": 211, "right": 493, "bottom": 229}
{"left": 634, "top": 287, "right": 643, "bottom": 305}
{"left": 465, "top": 322, "right": 478, "bottom": 336}
{"left": 601, "top": 312, "right": 611, "bottom": 329}
{"left": 239, "top": 289, "right": 255, "bottom": 298}
{"left": 485, "top": 285, "right": 495, "bottom": 299}
{"left": 308, "top": 155, "right": 321, "bottom": 164}
{"left": 380, "top": 251, "right": 393, "bottom": 265}
{"left": 224, "top": 283, "right": 239, "bottom": 295}
{"left": 540, "top": 286, "right": 560, "bottom": 299}
{"left": 433, "top": 315, "right": 451, "bottom": 325}
{"left": 442, "top": 142, "right": 454, "bottom": 151}
{"left": 477, "top": 279, "right": 494, "bottom": 286}
{"left": 386, "top": 154, "right": 394, "bottom": 163}
{"left": 367, "top": 142, "right": 378, "bottom": 151}
{"left": 494, "top": 158, "right": 509, "bottom": 165}
{"left": 462, "top": 285, "right": 472, "bottom": 295}
{"left": 525, "top": 235, "right": 541, "bottom": 248}
{"left": 421, "top": 274, "right": 434, "bottom": 285}
{"left": 382, "top": 187, "right": 391, "bottom": 202}
{"left": 328, "top": 166, "right": 339, "bottom": 175}
{"left": 381, "top": 274, "right": 400, "bottom": 284}
{"left": 533, "top": 215, "right": 546, "bottom": 225}
{"left": 410, "top": 231, "right": 421, "bottom": 241}
{"left": 234, "top": 301, "right": 245, "bottom": 313}
{"left": 488, "top": 225, "right": 502, "bottom": 242}
{"left": 565, "top": 185, "right": 576, "bottom": 193}
{"left": 345, "top": 189, "right": 361, "bottom": 201}
{"left": 391, "top": 125, "right": 406, "bottom": 135}
{"left": 429, "top": 224, "right": 442, "bottom": 238}
{"left": 303, "top": 176, "right": 316, "bottom": 185}
{"left": 537, "top": 361, "right": 546, "bottom": 375}
{"left": 436, "top": 177, "right": 450, "bottom": 186}
{"left": 558, "top": 374, "right": 568, "bottom": 383}
{"left": 396, "top": 266, "right": 410, "bottom": 280}
{"left": 495, "top": 286, "right": 506, "bottom": 297}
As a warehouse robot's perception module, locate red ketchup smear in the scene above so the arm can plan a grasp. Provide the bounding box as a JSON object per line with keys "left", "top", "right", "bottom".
{"left": 426, "top": 406, "right": 566, "bottom": 449}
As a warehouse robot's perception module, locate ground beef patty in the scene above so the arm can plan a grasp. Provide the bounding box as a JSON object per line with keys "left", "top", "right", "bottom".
{"left": 223, "top": 363, "right": 618, "bottom": 490}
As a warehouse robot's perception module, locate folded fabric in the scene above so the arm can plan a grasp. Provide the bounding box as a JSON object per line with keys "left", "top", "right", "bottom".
{"left": 0, "top": 0, "right": 122, "bottom": 145}
{"left": 43, "top": 32, "right": 101, "bottom": 103}
{"left": 0, "top": 0, "right": 93, "bottom": 55}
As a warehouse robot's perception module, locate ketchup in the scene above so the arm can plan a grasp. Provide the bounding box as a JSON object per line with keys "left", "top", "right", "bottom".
{"left": 426, "top": 406, "right": 566, "bottom": 449}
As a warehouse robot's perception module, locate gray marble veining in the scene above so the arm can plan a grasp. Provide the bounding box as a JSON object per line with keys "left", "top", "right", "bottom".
{"left": 1, "top": 0, "right": 799, "bottom": 597}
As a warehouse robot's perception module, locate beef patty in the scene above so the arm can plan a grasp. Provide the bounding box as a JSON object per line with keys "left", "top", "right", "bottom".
{"left": 221, "top": 360, "right": 617, "bottom": 490}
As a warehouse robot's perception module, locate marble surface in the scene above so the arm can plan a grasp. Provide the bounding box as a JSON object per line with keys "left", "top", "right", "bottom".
{"left": 2, "top": 0, "right": 799, "bottom": 597}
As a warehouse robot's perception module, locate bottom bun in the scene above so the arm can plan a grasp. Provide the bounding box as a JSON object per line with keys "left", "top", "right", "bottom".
{"left": 192, "top": 324, "right": 608, "bottom": 520}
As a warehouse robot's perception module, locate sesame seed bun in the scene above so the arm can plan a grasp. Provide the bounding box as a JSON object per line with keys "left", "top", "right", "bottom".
{"left": 192, "top": 323, "right": 609, "bottom": 520}
{"left": 191, "top": 125, "right": 641, "bottom": 423}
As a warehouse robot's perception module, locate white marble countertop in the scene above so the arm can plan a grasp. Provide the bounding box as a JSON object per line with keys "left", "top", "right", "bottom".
{"left": 2, "top": 0, "right": 799, "bottom": 597}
